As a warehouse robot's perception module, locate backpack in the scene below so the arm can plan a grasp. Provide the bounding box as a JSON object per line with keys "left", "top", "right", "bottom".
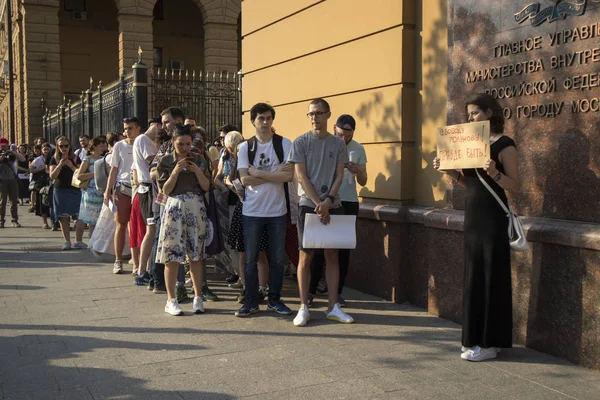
{"left": 246, "top": 133, "right": 290, "bottom": 212}
{"left": 94, "top": 152, "right": 110, "bottom": 191}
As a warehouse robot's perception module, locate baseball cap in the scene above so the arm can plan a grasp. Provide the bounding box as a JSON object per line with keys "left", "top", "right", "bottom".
{"left": 335, "top": 114, "right": 356, "bottom": 131}
{"left": 0, "top": 138, "right": 9, "bottom": 145}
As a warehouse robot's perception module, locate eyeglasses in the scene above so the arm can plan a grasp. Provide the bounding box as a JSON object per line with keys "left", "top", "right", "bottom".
{"left": 59, "top": 144, "right": 69, "bottom": 149}
{"left": 219, "top": 136, "right": 226, "bottom": 140}
{"left": 306, "top": 111, "right": 328, "bottom": 119}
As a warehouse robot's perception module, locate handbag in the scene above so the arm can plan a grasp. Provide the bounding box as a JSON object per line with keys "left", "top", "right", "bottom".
{"left": 204, "top": 188, "right": 225, "bottom": 256}
{"left": 71, "top": 167, "right": 90, "bottom": 189}
{"left": 475, "top": 169, "right": 529, "bottom": 252}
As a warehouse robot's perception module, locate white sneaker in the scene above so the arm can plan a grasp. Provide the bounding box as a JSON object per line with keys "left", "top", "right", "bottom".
{"left": 128, "top": 258, "right": 135, "bottom": 265}
{"left": 462, "top": 345, "right": 501, "bottom": 353}
{"left": 193, "top": 296, "right": 204, "bottom": 314}
{"left": 229, "top": 279, "right": 243, "bottom": 289}
{"left": 293, "top": 305, "right": 310, "bottom": 327}
{"left": 165, "top": 299, "right": 184, "bottom": 316}
{"left": 461, "top": 346, "right": 497, "bottom": 362}
{"left": 113, "top": 260, "right": 123, "bottom": 274}
{"left": 326, "top": 303, "right": 354, "bottom": 324}
{"left": 73, "top": 241, "right": 88, "bottom": 249}
{"left": 62, "top": 241, "right": 72, "bottom": 251}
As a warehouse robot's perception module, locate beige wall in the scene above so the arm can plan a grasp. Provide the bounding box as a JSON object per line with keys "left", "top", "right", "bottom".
{"left": 153, "top": 0, "right": 204, "bottom": 72}
{"left": 59, "top": 0, "right": 120, "bottom": 95}
{"left": 241, "top": 0, "right": 418, "bottom": 203}
{"left": 415, "top": 0, "right": 448, "bottom": 207}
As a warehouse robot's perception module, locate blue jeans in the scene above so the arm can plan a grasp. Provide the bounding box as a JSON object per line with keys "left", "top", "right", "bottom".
{"left": 243, "top": 214, "right": 287, "bottom": 307}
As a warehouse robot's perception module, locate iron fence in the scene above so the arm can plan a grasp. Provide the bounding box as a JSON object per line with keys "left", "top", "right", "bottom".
{"left": 150, "top": 69, "right": 242, "bottom": 142}
{"left": 43, "top": 63, "right": 241, "bottom": 146}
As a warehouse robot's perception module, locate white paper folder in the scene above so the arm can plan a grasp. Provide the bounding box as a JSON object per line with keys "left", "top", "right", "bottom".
{"left": 302, "top": 214, "right": 357, "bottom": 249}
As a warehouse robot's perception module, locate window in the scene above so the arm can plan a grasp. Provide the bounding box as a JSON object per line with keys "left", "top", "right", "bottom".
{"left": 64, "top": 0, "right": 86, "bottom": 12}
{"left": 153, "top": 48, "right": 163, "bottom": 68}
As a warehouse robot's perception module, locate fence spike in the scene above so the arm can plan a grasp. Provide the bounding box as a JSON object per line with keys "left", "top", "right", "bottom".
{"left": 199, "top": 70, "right": 203, "bottom": 80}
{"left": 89, "top": 77, "right": 93, "bottom": 90}
{"left": 192, "top": 69, "right": 196, "bottom": 79}
{"left": 98, "top": 80, "right": 103, "bottom": 89}
{"left": 212, "top": 71, "right": 216, "bottom": 81}
{"left": 185, "top": 69, "right": 189, "bottom": 79}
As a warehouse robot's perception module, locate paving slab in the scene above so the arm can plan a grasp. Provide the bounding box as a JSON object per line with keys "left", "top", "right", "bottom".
{"left": 0, "top": 211, "right": 598, "bottom": 399}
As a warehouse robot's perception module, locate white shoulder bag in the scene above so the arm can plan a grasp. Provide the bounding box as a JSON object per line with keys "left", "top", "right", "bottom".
{"left": 475, "top": 169, "right": 529, "bottom": 252}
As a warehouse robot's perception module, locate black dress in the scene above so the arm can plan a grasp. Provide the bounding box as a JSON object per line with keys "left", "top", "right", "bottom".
{"left": 461, "top": 135, "right": 516, "bottom": 349}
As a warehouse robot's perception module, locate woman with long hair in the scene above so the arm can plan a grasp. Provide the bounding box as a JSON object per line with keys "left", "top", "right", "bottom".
{"left": 28, "top": 145, "right": 43, "bottom": 212}
{"left": 48, "top": 136, "right": 85, "bottom": 250}
{"left": 434, "top": 93, "right": 520, "bottom": 362}
{"left": 76, "top": 137, "right": 107, "bottom": 237}
{"left": 156, "top": 125, "right": 211, "bottom": 316}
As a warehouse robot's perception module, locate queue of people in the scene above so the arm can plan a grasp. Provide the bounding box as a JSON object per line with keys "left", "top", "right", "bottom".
{"left": 1, "top": 92, "right": 519, "bottom": 362}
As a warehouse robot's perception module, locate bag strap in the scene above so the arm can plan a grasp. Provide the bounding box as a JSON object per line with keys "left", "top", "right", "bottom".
{"left": 475, "top": 169, "right": 510, "bottom": 217}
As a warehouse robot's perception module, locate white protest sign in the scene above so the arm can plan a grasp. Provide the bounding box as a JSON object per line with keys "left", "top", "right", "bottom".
{"left": 436, "top": 120, "right": 490, "bottom": 169}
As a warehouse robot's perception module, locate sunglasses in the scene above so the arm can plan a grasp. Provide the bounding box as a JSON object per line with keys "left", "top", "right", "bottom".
{"left": 59, "top": 144, "right": 70, "bottom": 148}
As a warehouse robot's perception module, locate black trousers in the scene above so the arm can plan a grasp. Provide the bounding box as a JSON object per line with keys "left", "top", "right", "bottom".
{"left": 0, "top": 178, "right": 19, "bottom": 223}
{"left": 309, "top": 201, "right": 359, "bottom": 295}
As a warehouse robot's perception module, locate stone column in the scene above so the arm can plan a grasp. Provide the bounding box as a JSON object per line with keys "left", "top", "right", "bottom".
{"left": 21, "top": 0, "right": 62, "bottom": 144}
{"left": 117, "top": 14, "right": 153, "bottom": 75}
{"left": 203, "top": 21, "right": 239, "bottom": 73}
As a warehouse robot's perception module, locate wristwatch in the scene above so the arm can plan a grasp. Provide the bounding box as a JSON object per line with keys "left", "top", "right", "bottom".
{"left": 493, "top": 172, "right": 502, "bottom": 182}
{"left": 326, "top": 195, "right": 335, "bottom": 203}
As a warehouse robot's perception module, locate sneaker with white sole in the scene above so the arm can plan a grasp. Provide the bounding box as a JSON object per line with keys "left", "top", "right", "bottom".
{"left": 229, "top": 279, "right": 243, "bottom": 289}
{"left": 461, "top": 346, "right": 497, "bottom": 362}
{"left": 62, "top": 241, "right": 72, "bottom": 251}
{"left": 293, "top": 305, "right": 310, "bottom": 327}
{"left": 165, "top": 299, "right": 184, "bottom": 316}
{"left": 461, "top": 345, "right": 501, "bottom": 353}
{"left": 113, "top": 260, "right": 123, "bottom": 274}
{"left": 73, "top": 241, "right": 88, "bottom": 249}
{"left": 193, "top": 296, "right": 205, "bottom": 314}
{"left": 326, "top": 303, "right": 354, "bottom": 324}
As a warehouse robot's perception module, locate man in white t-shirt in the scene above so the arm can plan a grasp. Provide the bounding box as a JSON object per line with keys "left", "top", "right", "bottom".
{"left": 74, "top": 135, "right": 89, "bottom": 161}
{"left": 234, "top": 103, "right": 294, "bottom": 317}
{"left": 131, "top": 124, "right": 158, "bottom": 285}
{"left": 104, "top": 117, "right": 140, "bottom": 274}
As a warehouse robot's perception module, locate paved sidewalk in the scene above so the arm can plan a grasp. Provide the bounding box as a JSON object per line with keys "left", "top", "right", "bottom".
{"left": 0, "top": 210, "right": 599, "bottom": 399}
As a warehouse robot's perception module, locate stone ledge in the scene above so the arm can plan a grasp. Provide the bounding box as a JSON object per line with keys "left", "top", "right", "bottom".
{"left": 358, "top": 202, "right": 600, "bottom": 251}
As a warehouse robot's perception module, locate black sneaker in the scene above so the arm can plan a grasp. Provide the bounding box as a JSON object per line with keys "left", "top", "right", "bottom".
{"left": 225, "top": 274, "right": 239, "bottom": 283}
{"left": 307, "top": 294, "right": 314, "bottom": 308}
{"left": 234, "top": 303, "right": 259, "bottom": 317}
{"left": 316, "top": 278, "right": 328, "bottom": 296}
{"left": 134, "top": 272, "right": 150, "bottom": 286}
{"left": 267, "top": 299, "right": 293, "bottom": 315}
{"left": 153, "top": 283, "right": 167, "bottom": 294}
{"left": 176, "top": 285, "right": 190, "bottom": 303}
{"left": 201, "top": 285, "right": 219, "bottom": 302}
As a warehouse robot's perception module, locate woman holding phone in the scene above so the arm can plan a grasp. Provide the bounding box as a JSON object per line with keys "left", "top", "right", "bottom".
{"left": 433, "top": 93, "right": 520, "bottom": 362}
{"left": 49, "top": 136, "right": 85, "bottom": 250}
{"left": 156, "top": 125, "right": 211, "bottom": 316}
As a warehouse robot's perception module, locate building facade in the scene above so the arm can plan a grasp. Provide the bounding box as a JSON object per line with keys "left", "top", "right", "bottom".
{"left": 241, "top": 0, "right": 600, "bottom": 369}
{"left": 0, "top": 0, "right": 241, "bottom": 144}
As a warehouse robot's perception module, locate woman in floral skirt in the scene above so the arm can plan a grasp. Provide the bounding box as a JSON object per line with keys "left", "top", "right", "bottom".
{"left": 76, "top": 137, "right": 107, "bottom": 237}
{"left": 156, "top": 125, "right": 211, "bottom": 316}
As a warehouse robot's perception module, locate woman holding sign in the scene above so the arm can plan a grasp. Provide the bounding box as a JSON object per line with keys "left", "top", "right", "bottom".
{"left": 434, "top": 93, "right": 520, "bottom": 362}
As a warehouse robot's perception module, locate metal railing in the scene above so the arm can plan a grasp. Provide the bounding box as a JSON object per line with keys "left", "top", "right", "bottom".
{"left": 43, "top": 52, "right": 242, "bottom": 146}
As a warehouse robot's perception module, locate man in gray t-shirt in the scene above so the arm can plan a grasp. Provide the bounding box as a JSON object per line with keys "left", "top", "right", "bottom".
{"left": 288, "top": 98, "right": 354, "bottom": 327}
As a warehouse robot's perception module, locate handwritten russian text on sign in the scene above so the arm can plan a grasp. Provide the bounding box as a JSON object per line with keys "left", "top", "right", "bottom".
{"left": 436, "top": 121, "right": 490, "bottom": 169}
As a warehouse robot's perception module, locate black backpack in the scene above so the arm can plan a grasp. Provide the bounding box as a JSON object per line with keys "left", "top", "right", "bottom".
{"left": 246, "top": 134, "right": 290, "bottom": 212}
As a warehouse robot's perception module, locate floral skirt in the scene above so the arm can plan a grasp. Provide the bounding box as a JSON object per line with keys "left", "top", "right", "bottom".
{"left": 156, "top": 192, "right": 208, "bottom": 264}
{"left": 227, "top": 199, "right": 269, "bottom": 252}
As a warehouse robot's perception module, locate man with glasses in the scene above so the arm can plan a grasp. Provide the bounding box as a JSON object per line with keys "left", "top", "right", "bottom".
{"left": 288, "top": 98, "right": 355, "bottom": 327}
{"left": 308, "top": 114, "right": 368, "bottom": 307}
{"left": 105, "top": 117, "right": 140, "bottom": 274}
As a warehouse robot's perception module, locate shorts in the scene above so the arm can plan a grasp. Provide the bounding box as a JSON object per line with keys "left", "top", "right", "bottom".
{"left": 296, "top": 205, "right": 344, "bottom": 251}
{"left": 129, "top": 193, "right": 146, "bottom": 249}
{"left": 115, "top": 186, "right": 132, "bottom": 224}
{"left": 138, "top": 184, "right": 154, "bottom": 223}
